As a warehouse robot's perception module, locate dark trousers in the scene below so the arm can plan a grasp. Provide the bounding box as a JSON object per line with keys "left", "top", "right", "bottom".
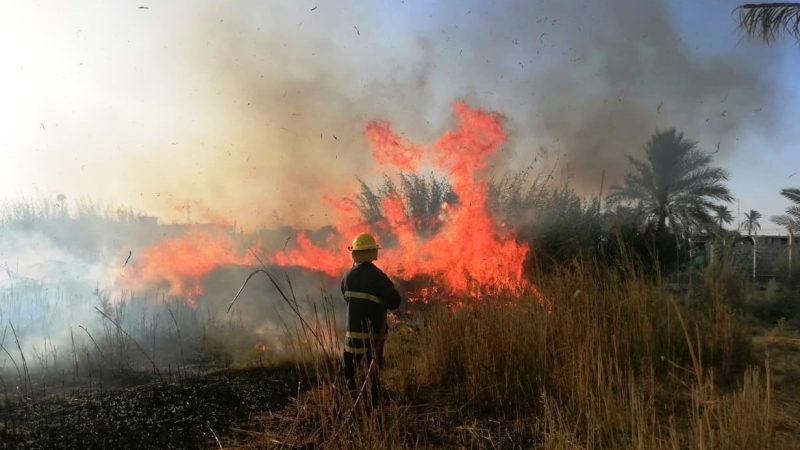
{"left": 342, "top": 342, "right": 384, "bottom": 401}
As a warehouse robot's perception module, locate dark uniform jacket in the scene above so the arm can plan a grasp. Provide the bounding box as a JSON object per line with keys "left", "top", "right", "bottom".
{"left": 341, "top": 261, "right": 402, "bottom": 354}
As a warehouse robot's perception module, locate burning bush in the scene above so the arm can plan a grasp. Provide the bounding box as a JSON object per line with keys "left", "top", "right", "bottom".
{"left": 355, "top": 173, "right": 457, "bottom": 238}
{"left": 268, "top": 101, "right": 536, "bottom": 302}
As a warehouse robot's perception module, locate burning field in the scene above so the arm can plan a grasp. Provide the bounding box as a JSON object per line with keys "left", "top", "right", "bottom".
{"left": 120, "top": 101, "right": 539, "bottom": 306}
{"left": 2, "top": 99, "right": 796, "bottom": 448}
{"left": 4, "top": 1, "right": 800, "bottom": 448}
{"left": 272, "top": 101, "right": 534, "bottom": 299}
{"left": 1, "top": 100, "right": 552, "bottom": 448}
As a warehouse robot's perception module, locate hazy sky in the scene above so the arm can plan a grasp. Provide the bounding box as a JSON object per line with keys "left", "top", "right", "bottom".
{"left": 1, "top": 0, "right": 798, "bottom": 231}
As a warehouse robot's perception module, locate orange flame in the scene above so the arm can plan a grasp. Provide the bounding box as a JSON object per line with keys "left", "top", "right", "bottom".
{"left": 365, "top": 120, "right": 424, "bottom": 171}
{"left": 270, "top": 101, "right": 537, "bottom": 301}
{"left": 120, "top": 228, "right": 251, "bottom": 305}
{"left": 120, "top": 101, "right": 540, "bottom": 305}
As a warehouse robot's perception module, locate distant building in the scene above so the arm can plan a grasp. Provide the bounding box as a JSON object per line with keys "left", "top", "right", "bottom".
{"left": 692, "top": 233, "right": 797, "bottom": 279}
{"left": 753, "top": 235, "right": 800, "bottom": 247}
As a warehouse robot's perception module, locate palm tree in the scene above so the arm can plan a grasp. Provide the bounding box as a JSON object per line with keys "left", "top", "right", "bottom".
{"left": 771, "top": 187, "right": 800, "bottom": 232}
{"left": 711, "top": 204, "right": 734, "bottom": 229}
{"left": 772, "top": 188, "right": 800, "bottom": 277}
{"left": 740, "top": 209, "right": 762, "bottom": 236}
{"left": 607, "top": 128, "right": 733, "bottom": 234}
{"left": 736, "top": 3, "right": 800, "bottom": 43}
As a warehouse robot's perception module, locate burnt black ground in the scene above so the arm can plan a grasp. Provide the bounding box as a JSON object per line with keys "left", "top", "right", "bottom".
{"left": 0, "top": 365, "right": 299, "bottom": 450}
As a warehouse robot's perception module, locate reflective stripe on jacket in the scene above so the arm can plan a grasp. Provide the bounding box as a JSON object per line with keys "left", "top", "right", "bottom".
{"left": 341, "top": 262, "right": 401, "bottom": 354}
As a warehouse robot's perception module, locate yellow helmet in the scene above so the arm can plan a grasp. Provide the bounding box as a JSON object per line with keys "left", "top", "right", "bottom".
{"left": 348, "top": 232, "right": 381, "bottom": 251}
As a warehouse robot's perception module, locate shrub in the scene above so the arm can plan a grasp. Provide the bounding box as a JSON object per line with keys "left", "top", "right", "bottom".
{"left": 744, "top": 279, "right": 800, "bottom": 326}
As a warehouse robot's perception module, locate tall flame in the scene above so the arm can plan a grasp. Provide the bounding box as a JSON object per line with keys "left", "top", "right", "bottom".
{"left": 270, "top": 101, "right": 533, "bottom": 299}
{"left": 119, "top": 101, "right": 537, "bottom": 304}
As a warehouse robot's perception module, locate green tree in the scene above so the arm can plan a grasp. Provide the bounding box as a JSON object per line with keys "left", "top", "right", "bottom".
{"left": 771, "top": 188, "right": 800, "bottom": 232}
{"left": 736, "top": 3, "right": 800, "bottom": 43}
{"left": 711, "top": 204, "right": 734, "bottom": 229}
{"left": 740, "top": 209, "right": 762, "bottom": 236}
{"left": 607, "top": 129, "right": 733, "bottom": 234}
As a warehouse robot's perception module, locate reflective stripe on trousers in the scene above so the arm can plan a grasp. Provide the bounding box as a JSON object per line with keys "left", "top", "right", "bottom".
{"left": 344, "top": 331, "right": 386, "bottom": 354}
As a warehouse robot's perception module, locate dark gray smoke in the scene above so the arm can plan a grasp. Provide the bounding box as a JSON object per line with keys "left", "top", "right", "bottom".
{"left": 10, "top": 1, "right": 780, "bottom": 226}
{"left": 174, "top": 0, "right": 780, "bottom": 213}
{"left": 504, "top": 0, "right": 779, "bottom": 189}
{"left": 373, "top": 0, "right": 778, "bottom": 191}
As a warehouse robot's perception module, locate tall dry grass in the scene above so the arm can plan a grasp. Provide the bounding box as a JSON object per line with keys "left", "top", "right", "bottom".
{"left": 240, "top": 258, "right": 779, "bottom": 449}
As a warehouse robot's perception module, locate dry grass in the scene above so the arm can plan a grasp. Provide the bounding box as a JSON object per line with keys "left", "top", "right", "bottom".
{"left": 226, "top": 259, "right": 789, "bottom": 449}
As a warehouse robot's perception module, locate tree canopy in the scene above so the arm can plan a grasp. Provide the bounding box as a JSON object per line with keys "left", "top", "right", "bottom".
{"left": 607, "top": 128, "right": 733, "bottom": 234}
{"left": 741, "top": 209, "right": 762, "bottom": 236}
{"left": 736, "top": 3, "right": 800, "bottom": 43}
{"left": 771, "top": 187, "right": 800, "bottom": 232}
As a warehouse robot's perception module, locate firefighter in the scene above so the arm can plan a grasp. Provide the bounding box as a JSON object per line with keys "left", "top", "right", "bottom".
{"left": 341, "top": 232, "right": 402, "bottom": 401}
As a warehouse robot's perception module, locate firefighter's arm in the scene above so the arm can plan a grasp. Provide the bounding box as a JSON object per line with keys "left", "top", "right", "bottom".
{"left": 378, "top": 273, "right": 402, "bottom": 310}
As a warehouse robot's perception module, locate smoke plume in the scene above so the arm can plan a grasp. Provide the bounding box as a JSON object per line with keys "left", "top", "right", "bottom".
{"left": 171, "top": 0, "right": 780, "bottom": 221}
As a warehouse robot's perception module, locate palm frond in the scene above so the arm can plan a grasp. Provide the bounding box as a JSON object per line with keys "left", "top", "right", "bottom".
{"left": 786, "top": 205, "right": 800, "bottom": 219}
{"left": 741, "top": 209, "right": 762, "bottom": 235}
{"left": 671, "top": 167, "right": 731, "bottom": 197}
{"left": 711, "top": 204, "right": 734, "bottom": 226}
{"left": 679, "top": 149, "right": 713, "bottom": 174}
{"left": 745, "top": 209, "right": 762, "bottom": 221}
{"left": 607, "top": 170, "right": 652, "bottom": 205}
{"left": 611, "top": 128, "right": 732, "bottom": 233}
{"left": 736, "top": 3, "right": 800, "bottom": 43}
{"left": 771, "top": 214, "right": 800, "bottom": 231}
{"left": 780, "top": 187, "right": 800, "bottom": 203}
